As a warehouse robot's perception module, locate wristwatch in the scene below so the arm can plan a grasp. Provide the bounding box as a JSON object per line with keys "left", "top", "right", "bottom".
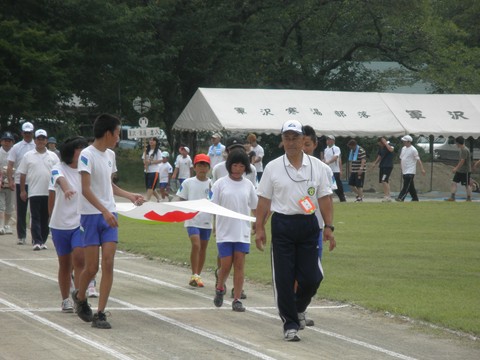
{"left": 324, "top": 224, "right": 335, "bottom": 232}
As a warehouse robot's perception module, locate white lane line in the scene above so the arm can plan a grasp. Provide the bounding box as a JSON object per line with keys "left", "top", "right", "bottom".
{"left": 0, "top": 259, "right": 277, "bottom": 360}
{"left": 0, "top": 297, "right": 135, "bottom": 360}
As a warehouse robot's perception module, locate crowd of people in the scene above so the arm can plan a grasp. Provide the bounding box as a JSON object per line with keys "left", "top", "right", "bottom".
{"left": 2, "top": 115, "right": 477, "bottom": 341}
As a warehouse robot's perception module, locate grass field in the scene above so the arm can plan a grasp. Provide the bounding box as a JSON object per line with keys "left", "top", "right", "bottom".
{"left": 117, "top": 201, "right": 480, "bottom": 337}
{"left": 114, "top": 151, "right": 479, "bottom": 336}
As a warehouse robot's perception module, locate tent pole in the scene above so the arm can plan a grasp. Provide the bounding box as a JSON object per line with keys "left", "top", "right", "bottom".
{"left": 429, "top": 135, "right": 434, "bottom": 192}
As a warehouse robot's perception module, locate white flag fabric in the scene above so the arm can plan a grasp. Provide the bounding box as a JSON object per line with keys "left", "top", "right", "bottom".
{"left": 116, "top": 199, "right": 256, "bottom": 223}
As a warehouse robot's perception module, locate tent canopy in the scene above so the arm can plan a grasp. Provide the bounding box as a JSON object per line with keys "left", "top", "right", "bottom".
{"left": 174, "top": 88, "right": 480, "bottom": 138}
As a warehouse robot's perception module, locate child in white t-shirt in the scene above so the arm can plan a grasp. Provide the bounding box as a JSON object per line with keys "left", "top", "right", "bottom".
{"left": 176, "top": 154, "right": 212, "bottom": 287}
{"left": 211, "top": 150, "right": 257, "bottom": 312}
{"left": 48, "top": 137, "right": 89, "bottom": 313}
{"left": 158, "top": 151, "right": 173, "bottom": 201}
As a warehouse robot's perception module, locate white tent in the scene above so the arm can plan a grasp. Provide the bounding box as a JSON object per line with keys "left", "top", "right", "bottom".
{"left": 174, "top": 88, "right": 480, "bottom": 138}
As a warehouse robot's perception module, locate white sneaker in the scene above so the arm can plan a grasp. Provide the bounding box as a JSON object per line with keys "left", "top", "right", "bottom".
{"left": 284, "top": 329, "right": 301, "bottom": 342}
{"left": 61, "top": 298, "right": 74, "bottom": 313}
{"left": 0, "top": 227, "right": 5, "bottom": 235}
{"left": 382, "top": 196, "right": 392, "bottom": 202}
{"left": 33, "top": 244, "right": 41, "bottom": 251}
{"left": 40, "top": 243, "right": 48, "bottom": 250}
{"left": 17, "top": 238, "right": 26, "bottom": 245}
{"left": 87, "top": 280, "right": 99, "bottom": 298}
{"left": 4, "top": 225, "right": 12, "bottom": 234}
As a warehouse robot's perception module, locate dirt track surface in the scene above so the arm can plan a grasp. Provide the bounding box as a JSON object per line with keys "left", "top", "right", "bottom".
{"left": 1, "top": 234, "right": 479, "bottom": 360}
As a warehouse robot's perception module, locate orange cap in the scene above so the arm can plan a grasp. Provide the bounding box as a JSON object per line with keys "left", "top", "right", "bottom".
{"left": 194, "top": 153, "right": 210, "bottom": 165}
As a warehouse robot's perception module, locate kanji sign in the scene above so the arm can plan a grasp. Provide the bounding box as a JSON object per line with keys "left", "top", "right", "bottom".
{"left": 128, "top": 127, "right": 161, "bottom": 139}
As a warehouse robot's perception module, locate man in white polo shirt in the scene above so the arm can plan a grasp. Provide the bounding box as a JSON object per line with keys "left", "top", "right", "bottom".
{"left": 18, "top": 129, "right": 59, "bottom": 250}
{"left": 255, "top": 120, "right": 335, "bottom": 342}
{"left": 7, "top": 122, "right": 36, "bottom": 245}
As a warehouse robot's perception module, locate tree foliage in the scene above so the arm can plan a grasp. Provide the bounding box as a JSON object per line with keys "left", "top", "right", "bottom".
{"left": 0, "top": 0, "right": 478, "bottom": 141}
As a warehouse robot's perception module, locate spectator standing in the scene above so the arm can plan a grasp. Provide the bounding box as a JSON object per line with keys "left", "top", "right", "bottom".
{"left": 445, "top": 136, "right": 472, "bottom": 202}
{"left": 0, "top": 132, "right": 15, "bottom": 235}
{"left": 72, "top": 114, "right": 145, "bottom": 329}
{"left": 255, "top": 120, "right": 334, "bottom": 342}
{"left": 172, "top": 146, "right": 193, "bottom": 186}
{"left": 7, "top": 122, "right": 36, "bottom": 245}
{"left": 142, "top": 137, "right": 162, "bottom": 202}
{"left": 323, "top": 135, "right": 346, "bottom": 202}
{"left": 158, "top": 151, "right": 173, "bottom": 201}
{"left": 176, "top": 154, "right": 213, "bottom": 288}
{"left": 48, "top": 136, "right": 88, "bottom": 312}
{"left": 47, "top": 137, "right": 60, "bottom": 157}
{"left": 212, "top": 150, "right": 257, "bottom": 312}
{"left": 208, "top": 133, "right": 225, "bottom": 170}
{"left": 247, "top": 133, "right": 264, "bottom": 182}
{"left": 371, "top": 137, "right": 395, "bottom": 202}
{"left": 18, "top": 129, "right": 60, "bottom": 250}
{"left": 347, "top": 139, "right": 367, "bottom": 202}
{"left": 396, "top": 135, "right": 426, "bottom": 202}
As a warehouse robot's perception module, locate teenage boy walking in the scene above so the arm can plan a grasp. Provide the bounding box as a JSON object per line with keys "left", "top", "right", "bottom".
{"left": 72, "top": 114, "right": 145, "bottom": 329}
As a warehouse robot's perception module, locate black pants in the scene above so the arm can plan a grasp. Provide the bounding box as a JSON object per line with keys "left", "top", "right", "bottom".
{"left": 271, "top": 213, "right": 323, "bottom": 331}
{"left": 30, "top": 196, "right": 49, "bottom": 245}
{"left": 398, "top": 174, "right": 419, "bottom": 201}
{"left": 15, "top": 184, "right": 29, "bottom": 240}
{"left": 333, "top": 172, "right": 346, "bottom": 202}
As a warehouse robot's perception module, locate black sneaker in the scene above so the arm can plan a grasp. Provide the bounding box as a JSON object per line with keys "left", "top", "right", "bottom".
{"left": 72, "top": 289, "right": 93, "bottom": 322}
{"left": 92, "top": 311, "right": 111, "bottom": 329}
{"left": 230, "top": 288, "right": 247, "bottom": 300}
{"left": 232, "top": 299, "right": 246, "bottom": 312}
{"left": 214, "top": 288, "right": 225, "bottom": 307}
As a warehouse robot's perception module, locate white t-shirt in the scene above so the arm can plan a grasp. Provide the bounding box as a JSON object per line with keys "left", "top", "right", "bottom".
{"left": 17, "top": 149, "right": 59, "bottom": 197}
{"left": 400, "top": 146, "right": 420, "bottom": 175}
{"left": 251, "top": 144, "right": 264, "bottom": 172}
{"left": 77, "top": 145, "right": 117, "bottom": 214}
{"left": 211, "top": 160, "right": 257, "bottom": 188}
{"left": 323, "top": 145, "right": 341, "bottom": 173}
{"left": 176, "top": 176, "right": 212, "bottom": 229}
{"left": 142, "top": 149, "right": 162, "bottom": 173}
{"left": 208, "top": 143, "right": 226, "bottom": 169}
{"left": 7, "top": 140, "right": 35, "bottom": 184}
{"left": 174, "top": 155, "right": 193, "bottom": 179}
{"left": 257, "top": 153, "right": 332, "bottom": 215}
{"left": 49, "top": 163, "right": 81, "bottom": 230}
{"left": 158, "top": 161, "right": 173, "bottom": 183}
{"left": 211, "top": 176, "right": 257, "bottom": 244}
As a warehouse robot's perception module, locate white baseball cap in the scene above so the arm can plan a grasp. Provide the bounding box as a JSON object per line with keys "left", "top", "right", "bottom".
{"left": 161, "top": 151, "right": 169, "bottom": 158}
{"left": 22, "top": 122, "right": 34, "bottom": 132}
{"left": 35, "top": 129, "right": 47, "bottom": 138}
{"left": 327, "top": 135, "right": 335, "bottom": 140}
{"left": 182, "top": 146, "right": 190, "bottom": 154}
{"left": 401, "top": 135, "right": 413, "bottom": 142}
{"left": 281, "top": 120, "right": 303, "bottom": 134}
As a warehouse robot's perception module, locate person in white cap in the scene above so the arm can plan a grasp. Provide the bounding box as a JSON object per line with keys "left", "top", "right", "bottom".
{"left": 158, "top": 151, "right": 173, "bottom": 201}
{"left": 208, "top": 133, "right": 225, "bottom": 170}
{"left": 17, "top": 129, "right": 60, "bottom": 250}
{"left": 396, "top": 135, "right": 426, "bottom": 202}
{"left": 255, "top": 120, "right": 335, "bottom": 342}
{"left": 7, "top": 121, "right": 36, "bottom": 245}
{"left": 172, "top": 145, "right": 193, "bottom": 186}
{"left": 323, "top": 135, "right": 346, "bottom": 202}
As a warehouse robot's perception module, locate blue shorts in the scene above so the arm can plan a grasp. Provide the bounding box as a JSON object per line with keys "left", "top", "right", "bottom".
{"left": 51, "top": 227, "right": 83, "bottom": 257}
{"left": 217, "top": 242, "right": 250, "bottom": 258}
{"left": 80, "top": 213, "right": 118, "bottom": 247}
{"left": 186, "top": 227, "right": 212, "bottom": 241}
{"left": 159, "top": 182, "right": 169, "bottom": 189}
{"left": 145, "top": 172, "right": 159, "bottom": 190}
